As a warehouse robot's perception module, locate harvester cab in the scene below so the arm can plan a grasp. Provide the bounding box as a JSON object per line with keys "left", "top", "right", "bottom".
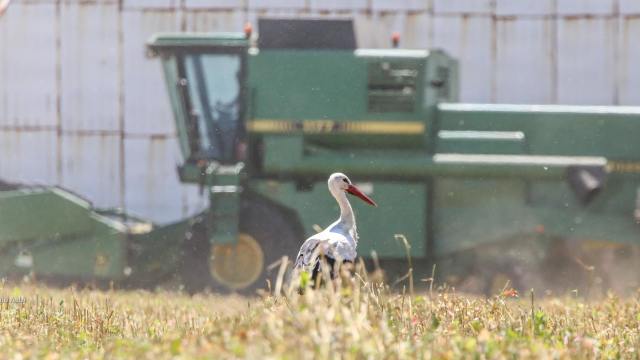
{"left": 148, "top": 32, "right": 249, "bottom": 248}
{"left": 147, "top": 32, "right": 248, "bottom": 169}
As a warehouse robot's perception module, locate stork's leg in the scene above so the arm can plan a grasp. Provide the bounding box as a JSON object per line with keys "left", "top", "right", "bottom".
{"left": 310, "top": 257, "right": 353, "bottom": 287}
{"left": 311, "top": 256, "right": 335, "bottom": 285}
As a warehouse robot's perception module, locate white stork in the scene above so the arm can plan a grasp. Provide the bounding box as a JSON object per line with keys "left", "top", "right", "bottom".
{"left": 293, "top": 172, "right": 377, "bottom": 283}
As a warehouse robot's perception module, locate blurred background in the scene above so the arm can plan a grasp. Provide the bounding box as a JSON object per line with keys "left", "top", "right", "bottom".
{"left": 1, "top": 0, "right": 639, "bottom": 224}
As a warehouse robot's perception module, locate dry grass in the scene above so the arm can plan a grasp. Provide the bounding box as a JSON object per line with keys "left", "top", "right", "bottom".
{"left": 0, "top": 272, "right": 638, "bottom": 359}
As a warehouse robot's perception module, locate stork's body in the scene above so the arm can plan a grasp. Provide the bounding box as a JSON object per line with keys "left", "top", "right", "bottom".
{"left": 294, "top": 173, "right": 376, "bottom": 280}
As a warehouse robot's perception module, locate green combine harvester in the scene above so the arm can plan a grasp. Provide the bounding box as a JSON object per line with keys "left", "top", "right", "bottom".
{"left": 2, "top": 18, "right": 639, "bottom": 295}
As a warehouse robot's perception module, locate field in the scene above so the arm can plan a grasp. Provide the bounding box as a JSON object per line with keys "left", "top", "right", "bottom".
{"left": 0, "top": 269, "right": 639, "bottom": 359}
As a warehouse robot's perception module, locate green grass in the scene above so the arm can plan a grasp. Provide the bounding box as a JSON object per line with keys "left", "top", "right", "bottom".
{"left": 0, "top": 274, "right": 638, "bottom": 359}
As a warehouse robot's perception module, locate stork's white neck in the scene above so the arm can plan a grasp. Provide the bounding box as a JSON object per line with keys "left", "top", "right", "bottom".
{"left": 331, "top": 187, "right": 355, "bottom": 228}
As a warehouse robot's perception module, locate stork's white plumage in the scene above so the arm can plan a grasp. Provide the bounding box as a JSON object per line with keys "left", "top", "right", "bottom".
{"left": 294, "top": 173, "right": 377, "bottom": 280}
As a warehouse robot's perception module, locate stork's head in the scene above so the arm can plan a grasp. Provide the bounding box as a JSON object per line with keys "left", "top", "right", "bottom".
{"left": 328, "top": 173, "right": 377, "bottom": 207}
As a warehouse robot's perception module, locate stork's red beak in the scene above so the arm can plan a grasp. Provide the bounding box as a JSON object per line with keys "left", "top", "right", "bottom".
{"left": 346, "top": 184, "right": 377, "bottom": 207}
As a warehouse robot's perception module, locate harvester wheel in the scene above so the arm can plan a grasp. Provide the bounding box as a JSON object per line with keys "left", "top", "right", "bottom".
{"left": 180, "top": 199, "right": 300, "bottom": 294}
{"left": 230, "top": 200, "right": 300, "bottom": 294}
{"left": 209, "top": 233, "right": 265, "bottom": 291}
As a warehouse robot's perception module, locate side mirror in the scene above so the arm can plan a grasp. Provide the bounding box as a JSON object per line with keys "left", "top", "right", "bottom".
{"left": 567, "top": 165, "right": 607, "bottom": 205}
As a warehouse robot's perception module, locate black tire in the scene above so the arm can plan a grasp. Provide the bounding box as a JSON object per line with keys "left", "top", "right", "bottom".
{"left": 179, "top": 198, "right": 301, "bottom": 295}
{"left": 235, "top": 199, "right": 300, "bottom": 294}
{"left": 180, "top": 219, "right": 220, "bottom": 294}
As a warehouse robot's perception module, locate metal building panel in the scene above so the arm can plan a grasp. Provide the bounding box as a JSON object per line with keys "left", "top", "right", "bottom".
{"left": 355, "top": 12, "right": 421, "bottom": 49}
{"left": 358, "top": 12, "right": 430, "bottom": 50}
{"left": 122, "top": 11, "right": 181, "bottom": 136}
{"left": 181, "top": 182, "right": 209, "bottom": 219}
{"left": 122, "top": 0, "right": 176, "bottom": 10}
{"left": 352, "top": 14, "right": 378, "bottom": 48}
{"left": 0, "top": 9, "right": 6, "bottom": 126}
{"left": 248, "top": 0, "right": 307, "bottom": 10}
{"left": 557, "top": 0, "right": 615, "bottom": 15}
{"left": 60, "top": 2, "right": 120, "bottom": 132}
{"left": 433, "top": 0, "right": 492, "bottom": 14}
{"left": 619, "top": 17, "right": 640, "bottom": 105}
{"left": 0, "top": 130, "right": 58, "bottom": 185}
{"left": 620, "top": 0, "right": 640, "bottom": 15}
{"left": 60, "top": 134, "right": 121, "bottom": 208}
{"left": 372, "top": 0, "right": 428, "bottom": 12}
{"left": 124, "top": 137, "right": 207, "bottom": 223}
{"left": 1, "top": 3, "right": 57, "bottom": 128}
{"left": 247, "top": 9, "right": 308, "bottom": 33}
{"left": 403, "top": 12, "right": 431, "bottom": 49}
{"left": 309, "top": 0, "right": 367, "bottom": 11}
{"left": 495, "top": 0, "right": 554, "bottom": 16}
{"left": 432, "top": 16, "right": 493, "bottom": 102}
{"left": 184, "top": 9, "right": 245, "bottom": 32}
{"left": 496, "top": 18, "right": 554, "bottom": 104}
{"left": 185, "top": 0, "right": 245, "bottom": 9}
{"left": 557, "top": 17, "right": 616, "bottom": 105}
{"left": 0, "top": 0, "right": 50, "bottom": 3}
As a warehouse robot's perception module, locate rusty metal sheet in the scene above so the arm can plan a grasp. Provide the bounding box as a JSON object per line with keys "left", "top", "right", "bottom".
{"left": 1, "top": 2, "right": 57, "bottom": 128}
{"left": 0, "top": 0, "right": 48, "bottom": 3}
{"left": 372, "top": 0, "right": 428, "bottom": 12}
{"left": 352, "top": 13, "right": 378, "bottom": 48}
{"left": 557, "top": 0, "right": 615, "bottom": 15}
{"left": 433, "top": 0, "right": 492, "bottom": 14}
{"left": 354, "top": 12, "right": 417, "bottom": 49}
{"left": 246, "top": 9, "right": 307, "bottom": 32}
{"left": 0, "top": 7, "right": 6, "bottom": 125}
{"left": 60, "top": 2, "right": 120, "bottom": 132}
{"left": 619, "top": 17, "right": 640, "bottom": 105}
{"left": 60, "top": 134, "right": 121, "bottom": 208}
{"left": 495, "top": 0, "right": 554, "bottom": 16}
{"left": 185, "top": 0, "right": 245, "bottom": 9}
{"left": 0, "top": 130, "right": 58, "bottom": 185}
{"left": 122, "top": 0, "right": 176, "bottom": 10}
{"left": 184, "top": 9, "right": 245, "bottom": 32}
{"left": 557, "top": 17, "right": 616, "bottom": 105}
{"left": 620, "top": 0, "right": 640, "bottom": 15}
{"left": 357, "top": 12, "right": 430, "bottom": 50}
{"left": 124, "top": 137, "right": 206, "bottom": 223}
{"left": 248, "top": 0, "right": 306, "bottom": 10}
{"left": 122, "top": 10, "right": 180, "bottom": 136}
{"left": 403, "top": 12, "right": 430, "bottom": 49}
{"left": 495, "top": 18, "right": 554, "bottom": 104}
{"left": 310, "top": 0, "right": 367, "bottom": 11}
{"left": 432, "top": 15, "right": 493, "bottom": 102}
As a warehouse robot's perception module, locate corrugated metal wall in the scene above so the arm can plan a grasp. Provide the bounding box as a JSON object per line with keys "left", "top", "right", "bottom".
{"left": 1, "top": 0, "right": 639, "bottom": 223}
